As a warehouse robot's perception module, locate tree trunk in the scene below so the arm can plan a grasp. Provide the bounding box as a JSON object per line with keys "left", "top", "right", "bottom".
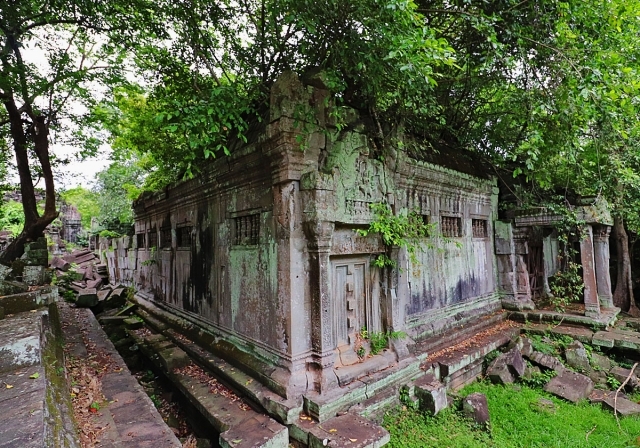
{"left": 0, "top": 98, "right": 58, "bottom": 266}
{"left": 612, "top": 216, "right": 640, "bottom": 316}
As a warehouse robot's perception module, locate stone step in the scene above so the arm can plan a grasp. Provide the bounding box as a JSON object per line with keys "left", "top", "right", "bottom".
{"left": 131, "top": 330, "right": 289, "bottom": 448}
{"left": 303, "top": 356, "right": 423, "bottom": 422}
{"left": 412, "top": 311, "right": 506, "bottom": 357}
{"left": 592, "top": 330, "right": 640, "bottom": 350}
{"left": 136, "top": 309, "right": 301, "bottom": 425}
{"left": 425, "top": 327, "right": 517, "bottom": 379}
{"left": 522, "top": 323, "right": 595, "bottom": 344}
{"left": 291, "top": 412, "right": 389, "bottom": 448}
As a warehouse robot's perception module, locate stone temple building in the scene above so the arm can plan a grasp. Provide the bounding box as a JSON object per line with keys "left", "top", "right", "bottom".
{"left": 103, "top": 72, "right": 615, "bottom": 417}
{"left": 112, "top": 72, "right": 499, "bottom": 402}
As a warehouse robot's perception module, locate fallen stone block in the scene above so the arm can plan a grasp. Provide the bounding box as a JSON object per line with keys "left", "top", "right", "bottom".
{"left": 564, "top": 340, "right": 590, "bottom": 372}
{"left": 543, "top": 370, "right": 593, "bottom": 403}
{"left": 86, "top": 278, "right": 103, "bottom": 290}
{"left": 124, "top": 317, "right": 144, "bottom": 330}
{"left": 602, "top": 396, "right": 640, "bottom": 416}
{"left": 504, "top": 348, "right": 525, "bottom": 377}
{"left": 487, "top": 356, "right": 515, "bottom": 385}
{"left": 519, "top": 336, "right": 534, "bottom": 358}
{"left": 76, "top": 288, "right": 98, "bottom": 308}
{"left": 589, "top": 389, "right": 628, "bottom": 404}
{"left": 414, "top": 373, "right": 448, "bottom": 415}
{"left": 307, "top": 412, "right": 390, "bottom": 448}
{"left": 609, "top": 366, "right": 639, "bottom": 389}
{"left": 588, "top": 369, "right": 608, "bottom": 387}
{"left": 528, "top": 351, "right": 566, "bottom": 374}
{"left": 462, "top": 392, "right": 490, "bottom": 429}
{"left": 589, "top": 352, "right": 612, "bottom": 372}
{"left": 50, "top": 256, "right": 70, "bottom": 271}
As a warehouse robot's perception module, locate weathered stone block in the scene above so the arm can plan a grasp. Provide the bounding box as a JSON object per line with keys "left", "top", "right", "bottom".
{"left": 158, "top": 346, "right": 191, "bottom": 371}
{"left": 22, "top": 266, "right": 47, "bottom": 286}
{"left": 76, "top": 288, "right": 98, "bottom": 308}
{"left": 528, "top": 351, "right": 566, "bottom": 373}
{"left": 589, "top": 352, "right": 612, "bottom": 372}
{"left": 543, "top": 370, "right": 593, "bottom": 403}
{"left": 220, "top": 415, "right": 288, "bottom": 448}
{"left": 609, "top": 366, "right": 639, "bottom": 389}
{"left": 486, "top": 356, "right": 515, "bottom": 385}
{"left": 414, "top": 374, "right": 448, "bottom": 415}
{"left": 601, "top": 396, "right": 640, "bottom": 416}
{"left": 564, "top": 340, "right": 590, "bottom": 372}
{"left": 462, "top": 392, "right": 490, "bottom": 429}
{"left": 50, "top": 257, "right": 70, "bottom": 272}
{"left": 124, "top": 317, "right": 143, "bottom": 330}
{"left": 504, "top": 348, "right": 525, "bottom": 377}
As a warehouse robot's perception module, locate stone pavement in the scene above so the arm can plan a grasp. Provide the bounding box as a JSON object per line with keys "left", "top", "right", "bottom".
{"left": 0, "top": 298, "right": 181, "bottom": 447}
{"left": 0, "top": 307, "right": 77, "bottom": 448}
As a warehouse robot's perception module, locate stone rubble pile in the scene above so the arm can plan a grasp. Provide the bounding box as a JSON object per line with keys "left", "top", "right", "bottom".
{"left": 53, "top": 248, "right": 127, "bottom": 310}
{"left": 486, "top": 335, "right": 640, "bottom": 416}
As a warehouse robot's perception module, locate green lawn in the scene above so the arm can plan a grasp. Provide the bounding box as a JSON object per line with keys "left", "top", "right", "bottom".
{"left": 383, "top": 382, "right": 640, "bottom": 448}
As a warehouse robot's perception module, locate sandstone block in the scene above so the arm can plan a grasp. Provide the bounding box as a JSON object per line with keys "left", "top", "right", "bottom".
{"left": 564, "top": 340, "right": 590, "bottom": 372}
{"left": 462, "top": 392, "right": 490, "bottom": 429}
{"left": 544, "top": 370, "right": 593, "bottom": 403}
{"left": 76, "top": 288, "right": 98, "bottom": 308}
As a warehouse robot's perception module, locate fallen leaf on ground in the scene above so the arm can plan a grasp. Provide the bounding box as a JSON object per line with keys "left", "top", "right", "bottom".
{"left": 29, "top": 372, "right": 39, "bottom": 379}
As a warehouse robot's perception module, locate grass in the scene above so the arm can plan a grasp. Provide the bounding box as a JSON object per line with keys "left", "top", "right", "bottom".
{"left": 383, "top": 381, "right": 640, "bottom": 448}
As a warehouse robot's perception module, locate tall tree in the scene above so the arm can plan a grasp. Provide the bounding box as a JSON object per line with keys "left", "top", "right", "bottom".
{"left": 0, "top": 0, "right": 166, "bottom": 264}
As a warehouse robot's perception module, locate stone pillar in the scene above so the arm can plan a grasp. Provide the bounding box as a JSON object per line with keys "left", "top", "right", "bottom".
{"left": 513, "top": 227, "right": 534, "bottom": 306}
{"left": 580, "top": 225, "right": 601, "bottom": 318}
{"left": 494, "top": 221, "right": 534, "bottom": 310}
{"left": 593, "top": 225, "right": 614, "bottom": 309}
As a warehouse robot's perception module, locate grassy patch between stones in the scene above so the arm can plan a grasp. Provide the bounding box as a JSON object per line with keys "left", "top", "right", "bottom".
{"left": 383, "top": 381, "right": 640, "bottom": 448}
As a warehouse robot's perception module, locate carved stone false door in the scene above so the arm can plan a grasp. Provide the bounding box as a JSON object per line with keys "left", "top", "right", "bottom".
{"left": 332, "top": 257, "right": 377, "bottom": 366}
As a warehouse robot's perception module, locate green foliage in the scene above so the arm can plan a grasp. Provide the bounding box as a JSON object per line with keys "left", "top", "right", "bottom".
{"left": 360, "top": 326, "right": 407, "bottom": 356}
{"left": 519, "top": 366, "right": 557, "bottom": 389}
{"left": 358, "top": 203, "right": 434, "bottom": 268}
{"left": 606, "top": 375, "right": 622, "bottom": 390}
{"left": 60, "top": 187, "right": 100, "bottom": 229}
{"left": 549, "top": 260, "right": 585, "bottom": 312}
{"left": 0, "top": 201, "right": 25, "bottom": 237}
{"left": 93, "top": 161, "right": 144, "bottom": 229}
{"left": 98, "top": 230, "right": 122, "bottom": 238}
{"left": 383, "top": 381, "right": 640, "bottom": 447}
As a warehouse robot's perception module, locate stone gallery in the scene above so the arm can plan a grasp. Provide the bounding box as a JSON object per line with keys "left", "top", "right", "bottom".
{"left": 103, "top": 72, "right": 614, "bottom": 410}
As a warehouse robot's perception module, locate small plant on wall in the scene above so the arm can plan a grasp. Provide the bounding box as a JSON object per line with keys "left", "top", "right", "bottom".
{"left": 357, "top": 202, "right": 435, "bottom": 268}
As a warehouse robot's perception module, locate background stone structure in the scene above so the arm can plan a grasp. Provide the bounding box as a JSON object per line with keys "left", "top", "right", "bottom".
{"left": 102, "top": 72, "right": 500, "bottom": 400}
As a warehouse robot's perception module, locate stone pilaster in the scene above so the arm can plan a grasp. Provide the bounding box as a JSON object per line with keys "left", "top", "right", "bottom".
{"left": 580, "top": 225, "right": 601, "bottom": 318}
{"left": 304, "top": 220, "right": 337, "bottom": 392}
{"left": 593, "top": 225, "right": 614, "bottom": 309}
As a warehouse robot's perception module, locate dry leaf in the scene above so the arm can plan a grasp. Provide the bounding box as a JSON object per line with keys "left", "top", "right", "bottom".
{"left": 5, "top": 384, "right": 13, "bottom": 389}
{"left": 349, "top": 438, "right": 357, "bottom": 442}
{"left": 329, "top": 428, "right": 337, "bottom": 433}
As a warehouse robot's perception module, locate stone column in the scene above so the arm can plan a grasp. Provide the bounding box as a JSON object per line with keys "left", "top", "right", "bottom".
{"left": 593, "top": 225, "right": 614, "bottom": 309}
{"left": 513, "top": 227, "right": 535, "bottom": 306}
{"left": 580, "top": 225, "right": 601, "bottom": 318}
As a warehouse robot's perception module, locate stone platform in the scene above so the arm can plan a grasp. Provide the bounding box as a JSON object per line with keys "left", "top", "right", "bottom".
{"left": 0, "top": 306, "right": 78, "bottom": 447}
